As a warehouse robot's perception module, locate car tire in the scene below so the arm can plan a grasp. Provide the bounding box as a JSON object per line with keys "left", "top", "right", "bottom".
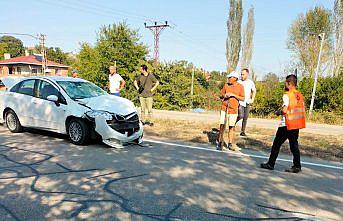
{"left": 5, "top": 110, "right": 23, "bottom": 133}
{"left": 67, "top": 119, "right": 90, "bottom": 145}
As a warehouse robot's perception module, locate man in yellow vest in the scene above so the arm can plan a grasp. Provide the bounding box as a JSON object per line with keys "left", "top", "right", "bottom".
{"left": 261, "top": 74, "right": 306, "bottom": 173}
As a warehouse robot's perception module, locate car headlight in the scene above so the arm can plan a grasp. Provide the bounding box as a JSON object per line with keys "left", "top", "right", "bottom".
{"left": 86, "top": 111, "right": 113, "bottom": 121}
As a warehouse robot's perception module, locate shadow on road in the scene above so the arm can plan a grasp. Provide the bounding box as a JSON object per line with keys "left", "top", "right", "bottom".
{"left": 0, "top": 126, "right": 342, "bottom": 220}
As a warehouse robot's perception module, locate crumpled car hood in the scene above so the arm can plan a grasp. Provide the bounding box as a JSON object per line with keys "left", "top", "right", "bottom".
{"left": 79, "top": 95, "right": 137, "bottom": 115}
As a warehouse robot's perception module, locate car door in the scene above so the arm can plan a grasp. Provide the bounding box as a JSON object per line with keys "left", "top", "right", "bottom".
{"left": 7, "top": 79, "right": 36, "bottom": 126}
{"left": 31, "top": 80, "right": 67, "bottom": 131}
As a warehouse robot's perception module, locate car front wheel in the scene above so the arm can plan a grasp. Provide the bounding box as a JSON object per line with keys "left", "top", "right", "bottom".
{"left": 67, "top": 119, "right": 90, "bottom": 145}
{"left": 5, "top": 110, "right": 23, "bottom": 133}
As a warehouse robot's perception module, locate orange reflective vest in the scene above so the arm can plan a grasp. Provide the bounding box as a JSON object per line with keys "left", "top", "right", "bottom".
{"left": 285, "top": 89, "right": 306, "bottom": 130}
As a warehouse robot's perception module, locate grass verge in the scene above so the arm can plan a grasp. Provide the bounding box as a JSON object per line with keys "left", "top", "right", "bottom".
{"left": 144, "top": 118, "right": 343, "bottom": 162}
{"left": 250, "top": 111, "right": 343, "bottom": 125}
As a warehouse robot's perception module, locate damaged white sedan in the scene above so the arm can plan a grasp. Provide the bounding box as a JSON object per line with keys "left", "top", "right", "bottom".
{"left": 0, "top": 76, "right": 143, "bottom": 147}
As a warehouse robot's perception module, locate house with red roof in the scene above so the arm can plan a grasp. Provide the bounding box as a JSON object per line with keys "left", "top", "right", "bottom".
{"left": 0, "top": 54, "right": 69, "bottom": 77}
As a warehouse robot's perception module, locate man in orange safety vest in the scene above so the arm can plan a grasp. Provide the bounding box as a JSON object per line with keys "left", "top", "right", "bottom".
{"left": 261, "top": 74, "right": 306, "bottom": 173}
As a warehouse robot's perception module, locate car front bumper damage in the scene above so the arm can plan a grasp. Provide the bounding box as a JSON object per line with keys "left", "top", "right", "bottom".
{"left": 94, "top": 115, "right": 143, "bottom": 148}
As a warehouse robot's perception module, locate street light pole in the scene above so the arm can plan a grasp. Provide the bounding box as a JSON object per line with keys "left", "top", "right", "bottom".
{"left": 309, "top": 33, "right": 325, "bottom": 115}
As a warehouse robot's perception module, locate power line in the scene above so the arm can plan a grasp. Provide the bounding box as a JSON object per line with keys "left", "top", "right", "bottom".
{"left": 24, "top": 0, "right": 227, "bottom": 69}
{"left": 0, "top": 32, "right": 39, "bottom": 39}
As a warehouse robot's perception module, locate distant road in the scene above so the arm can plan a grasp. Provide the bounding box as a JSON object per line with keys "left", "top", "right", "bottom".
{"left": 152, "top": 109, "right": 343, "bottom": 136}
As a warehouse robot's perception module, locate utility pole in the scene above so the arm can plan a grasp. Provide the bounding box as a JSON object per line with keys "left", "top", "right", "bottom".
{"left": 38, "top": 34, "right": 47, "bottom": 75}
{"left": 144, "top": 21, "right": 169, "bottom": 64}
{"left": 309, "top": 33, "right": 325, "bottom": 115}
{"left": 190, "top": 68, "right": 195, "bottom": 109}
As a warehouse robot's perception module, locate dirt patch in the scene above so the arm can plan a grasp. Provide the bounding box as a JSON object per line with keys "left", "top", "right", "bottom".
{"left": 144, "top": 118, "right": 343, "bottom": 162}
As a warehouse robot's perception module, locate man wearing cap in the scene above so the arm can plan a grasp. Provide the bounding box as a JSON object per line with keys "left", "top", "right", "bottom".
{"left": 216, "top": 71, "right": 245, "bottom": 151}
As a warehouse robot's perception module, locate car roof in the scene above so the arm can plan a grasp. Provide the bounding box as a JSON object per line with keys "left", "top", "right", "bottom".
{"left": 0, "top": 76, "right": 89, "bottom": 89}
{"left": 28, "top": 76, "right": 88, "bottom": 82}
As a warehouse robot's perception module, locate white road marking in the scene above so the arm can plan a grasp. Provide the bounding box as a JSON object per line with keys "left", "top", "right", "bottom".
{"left": 144, "top": 139, "right": 343, "bottom": 171}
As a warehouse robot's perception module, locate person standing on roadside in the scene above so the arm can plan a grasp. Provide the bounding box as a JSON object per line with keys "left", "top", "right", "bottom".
{"left": 216, "top": 71, "right": 245, "bottom": 151}
{"left": 72, "top": 70, "right": 79, "bottom": 78}
{"left": 134, "top": 64, "right": 159, "bottom": 126}
{"left": 261, "top": 74, "right": 305, "bottom": 173}
{"left": 236, "top": 68, "right": 256, "bottom": 136}
{"left": 109, "top": 65, "right": 126, "bottom": 97}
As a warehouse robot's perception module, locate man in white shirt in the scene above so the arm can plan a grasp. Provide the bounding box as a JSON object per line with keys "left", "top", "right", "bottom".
{"left": 108, "top": 65, "right": 126, "bottom": 96}
{"left": 236, "top": 68, "right": 256, "bottom": 136}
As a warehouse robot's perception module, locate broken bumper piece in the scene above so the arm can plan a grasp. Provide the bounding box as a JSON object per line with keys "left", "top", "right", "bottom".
{"left": 94, "top": 115, "right": 143, "bottom": 148}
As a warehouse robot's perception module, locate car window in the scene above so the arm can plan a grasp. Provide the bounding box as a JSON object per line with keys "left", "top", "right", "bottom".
{"left": 10, "top": 82, "right": 21, "bottom": 92}
{"left": 36, "top": 80, "right": 67, "bottom": 105}
{"left": 37, "top": 80, "right": 60, "bottom": 99}
{"left": 57, "top": 81, "right": 107, "bottom": 100}
{"left": 17, "top": 80, "right": 35, "bottom": 96}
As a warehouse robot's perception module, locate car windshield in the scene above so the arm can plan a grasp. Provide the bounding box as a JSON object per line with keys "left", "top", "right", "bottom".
{"left": 57, "top": 81, "right": 107, "bottom": 100}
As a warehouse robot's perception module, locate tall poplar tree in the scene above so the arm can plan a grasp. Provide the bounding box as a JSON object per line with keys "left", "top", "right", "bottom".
{"left": 226, "top": 0, "right": 243, "bottom": 73}
{"left": 241, "top": 6, "right": 255, "bottom": 69}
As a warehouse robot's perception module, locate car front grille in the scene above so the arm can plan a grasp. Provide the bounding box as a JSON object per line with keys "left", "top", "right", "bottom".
{"left": 107, "top": 113, "right": 140, "bottom": 136}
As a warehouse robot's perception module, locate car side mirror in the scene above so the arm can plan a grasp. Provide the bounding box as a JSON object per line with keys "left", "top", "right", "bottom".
{"left": 47, "top": 95, "right": 59, "bottom": 102}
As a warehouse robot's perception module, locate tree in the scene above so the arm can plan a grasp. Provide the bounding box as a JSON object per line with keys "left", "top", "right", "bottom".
{"left": 252, "top": 72, "right": 283, "bottom": 116}
{"left": 226, "top": 0, "right": 243, "bottom": 73}
{"left": 74, "top": 43, "right": 101, "bottom": 84}
{"left": 288, "top": 6, "right": 333, "bottom": 78}
{"left": 32, "top": 46, "right": 72, "bottom": 65}
{"left": 46, "top": 47, "right": 68, "bottom": 64}
{"left": 334, "top": 0, "right": 343, "bottom": 76}
{"left": 74, "top": 22, "right": 148, "bottom": 102}
{"left": 0, "top": 43, "right": 8, "bottom": 60}
{"left": 241, "top": 6, "right": 255, "bottom": 69}
{"left": 0, "top": 35, "right": 24, "bottom": 57}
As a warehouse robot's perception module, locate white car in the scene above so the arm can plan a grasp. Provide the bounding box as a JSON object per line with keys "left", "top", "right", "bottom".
{"left": 0, "top": 76, "right": 143, "bottom": 147}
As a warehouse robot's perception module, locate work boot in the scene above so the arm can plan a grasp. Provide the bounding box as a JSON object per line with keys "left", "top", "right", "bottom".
{"left": 240, "top": 132, "right": 246, "bottom": 136}
{"left": 285, "top": 166, "right": 301, "bottom": 173}
{"left": 216, "top": 141, "right": 223, "bottom": 151}
{"left": 227, "top": 143, "right": 235, "bottom": 151}
{"left": 260, "top": 163, "right": 274, "bottom": 170}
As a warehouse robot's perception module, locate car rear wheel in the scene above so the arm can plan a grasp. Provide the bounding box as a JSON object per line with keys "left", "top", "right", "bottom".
{"left": 67, "top": 119, "right": 90, "bottom": 145}
{"left": 5, "top": 110, "right": 23, "bottom": 133}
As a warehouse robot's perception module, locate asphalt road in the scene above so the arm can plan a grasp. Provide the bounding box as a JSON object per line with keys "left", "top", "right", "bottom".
{"left": 0, "top": 126, "right": 342, "bottom": 221}
{"left": 153, "top": 109, "right": 343, "bottom": 136}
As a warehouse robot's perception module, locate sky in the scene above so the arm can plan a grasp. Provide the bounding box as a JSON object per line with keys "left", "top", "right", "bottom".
{"left": 1, "top": 0, "right": 335, "bottom": 78}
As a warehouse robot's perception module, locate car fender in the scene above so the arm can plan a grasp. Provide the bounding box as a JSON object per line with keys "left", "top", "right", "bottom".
{"left": 1, "top": 93, "right": 29, "bottom": 126}
{"left": 62, "top": 101, "right": 92, "bottom": 134}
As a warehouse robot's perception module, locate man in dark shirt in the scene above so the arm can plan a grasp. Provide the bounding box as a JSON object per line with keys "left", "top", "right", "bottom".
{"left": 134, "top": 64, "right": 159, "bottom": 125}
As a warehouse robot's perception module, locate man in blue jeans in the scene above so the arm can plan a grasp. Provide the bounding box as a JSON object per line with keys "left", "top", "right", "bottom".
{"left": 108, "top": 65, "right": 126, "bottom": 96}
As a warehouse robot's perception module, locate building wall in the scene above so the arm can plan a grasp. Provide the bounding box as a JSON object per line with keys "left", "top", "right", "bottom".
{"left": 0, "top": 64, "right": 68, "bottom": 77}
